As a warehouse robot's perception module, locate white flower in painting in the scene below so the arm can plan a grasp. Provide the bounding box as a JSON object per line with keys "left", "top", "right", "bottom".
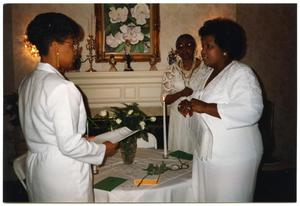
{"left": 116, "top": 118, "right": 122, "bottom": 124}
{"left": 139, "top": 121, "right": 146, "bottom": 130}
{"left": 127, "top": 109, "right": 134, "bottom": 115}
{"left": 120, "top": 24, "right": 144, "bottom": 45}
{"left": 109, "top": 7, "right": 128, "bottom": 23}
{"left": 100, "top": 110, "right": 107, "bottom": 117}
{"left": 131, "top": 4, "right": 150, "bottom": 25}
{"left": 106, "top": 32, "right": 124, "bottom": 48}
{"left": 150, "top": 117, "right": 156, "bottom": 122}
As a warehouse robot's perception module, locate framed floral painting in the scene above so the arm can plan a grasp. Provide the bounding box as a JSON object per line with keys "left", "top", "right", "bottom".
{"left": 95, "top": 4, "right": 160, "bottom": 62}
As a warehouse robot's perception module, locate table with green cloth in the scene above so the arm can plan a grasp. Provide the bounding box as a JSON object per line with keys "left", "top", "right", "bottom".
{"left": 93, "top": 148, "right": 195, "bottom": 202}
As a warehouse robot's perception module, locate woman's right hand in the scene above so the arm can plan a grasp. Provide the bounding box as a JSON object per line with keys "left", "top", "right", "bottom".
{"left": 180, "top": 87, "right": 193, "bottom": 97}
{"left": 103, "top": 141, "right": 119, "bottom": 157}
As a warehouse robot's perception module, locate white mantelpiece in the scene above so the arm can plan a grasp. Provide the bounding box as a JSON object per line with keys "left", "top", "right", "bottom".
{"left": 66, "top": 71, "right": 165, "bottom": 114}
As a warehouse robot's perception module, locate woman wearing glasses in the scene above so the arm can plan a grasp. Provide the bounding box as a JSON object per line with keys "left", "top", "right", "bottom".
{"left": 18, "top": 13, "right": 118, "bottom": 202}
{"left": 161, "top": 34, "right": 209, "bottom": 153}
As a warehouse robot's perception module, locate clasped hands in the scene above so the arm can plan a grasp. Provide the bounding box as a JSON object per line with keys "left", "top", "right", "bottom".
{"left": 178, "top": 87, "right": 206, "bottom": 117}
{"left": 178, "top": 99, "right": 193, "bottom": 117}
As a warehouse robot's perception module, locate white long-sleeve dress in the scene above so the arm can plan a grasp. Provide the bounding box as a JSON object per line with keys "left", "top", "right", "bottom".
{"left": 190, "top": 61, "right": 264, "bottom": 202}
{"left": 161, "top": 61, "right": 209, "bottom": 153}
{"left": 18, "top": 63, "right": 105, "bottom": 202}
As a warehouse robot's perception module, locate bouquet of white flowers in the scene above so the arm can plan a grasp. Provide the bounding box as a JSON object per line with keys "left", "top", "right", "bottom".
{"left": 89, "top": 103, "right": 156, "bottom": 142}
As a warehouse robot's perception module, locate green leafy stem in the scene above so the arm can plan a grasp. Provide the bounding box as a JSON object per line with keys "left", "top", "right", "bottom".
{"left": 137, "top": 162, "right": 170, "bottom": 187}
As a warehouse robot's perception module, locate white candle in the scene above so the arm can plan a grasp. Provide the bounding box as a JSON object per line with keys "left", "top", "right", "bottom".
{"left": 162, "top": 96, "right": 168, "bottom": 158}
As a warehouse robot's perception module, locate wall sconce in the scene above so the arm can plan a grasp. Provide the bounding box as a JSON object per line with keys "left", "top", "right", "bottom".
{"left": 23, "top": 35, "right": 39, "bottom": 57}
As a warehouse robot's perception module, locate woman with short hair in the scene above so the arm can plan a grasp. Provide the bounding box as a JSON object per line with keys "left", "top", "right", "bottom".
{"left": 18, "top": 12, "right": 118, "bottom": 202}
{"left": 179, "top": 18, "right": 263, "bottom": 202}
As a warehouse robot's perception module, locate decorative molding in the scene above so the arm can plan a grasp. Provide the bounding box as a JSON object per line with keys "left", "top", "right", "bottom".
{"left": 65, "top": 71, "right": 165, "bottom": 110}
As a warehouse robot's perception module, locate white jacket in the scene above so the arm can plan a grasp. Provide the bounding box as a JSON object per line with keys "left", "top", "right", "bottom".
{"left": 18, "top": 63, "right": 105, "bottom": 202}
{"left": 190, "top": 61, "right": 264, "bottom": 202}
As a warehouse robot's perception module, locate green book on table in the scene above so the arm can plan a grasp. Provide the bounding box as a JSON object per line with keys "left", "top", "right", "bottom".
{"left": 169, "top": 150, "right": 193, "bottom": 160}
{"left": 94, "top": 176, "right": 127, "bottom": 191}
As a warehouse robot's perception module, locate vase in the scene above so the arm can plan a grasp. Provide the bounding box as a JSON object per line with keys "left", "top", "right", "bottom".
{"left": 119, "top": 135, "right": 137, "bottom": 164}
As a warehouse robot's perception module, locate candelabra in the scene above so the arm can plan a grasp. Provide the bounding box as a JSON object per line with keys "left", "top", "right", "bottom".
{"left": 82, "top": 34, "right": 96, "bottom": 72}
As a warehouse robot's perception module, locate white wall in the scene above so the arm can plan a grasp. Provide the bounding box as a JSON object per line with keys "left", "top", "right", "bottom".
{"left": 5, "top": 3, "right": 236, "bottom": 92}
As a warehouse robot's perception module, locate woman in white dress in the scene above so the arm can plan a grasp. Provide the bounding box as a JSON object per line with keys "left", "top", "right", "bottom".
{"left": 18, "top": 13, "right": 118, "bottom": 202}
{"left": 161, "top": 34, "right": 208, "bottom": 153}
{"left": 179, "top": 18, "right": 264, "bottom": 202}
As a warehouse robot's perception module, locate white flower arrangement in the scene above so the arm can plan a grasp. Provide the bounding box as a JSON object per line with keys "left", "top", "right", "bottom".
{"left": 90, "top": 103, "right": 156, "bottom": 142}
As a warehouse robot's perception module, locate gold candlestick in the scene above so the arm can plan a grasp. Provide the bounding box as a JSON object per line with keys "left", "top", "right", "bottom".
{"left": 84, "top": 34, "right": 96, "bottom": 72}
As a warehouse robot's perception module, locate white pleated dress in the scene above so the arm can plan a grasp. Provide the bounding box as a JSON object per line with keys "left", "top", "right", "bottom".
{"left": 190, "top": 61, "right": 264, "bottom": 202}
{"left": 18, "top": 63, "right": 106, "bottom": 202}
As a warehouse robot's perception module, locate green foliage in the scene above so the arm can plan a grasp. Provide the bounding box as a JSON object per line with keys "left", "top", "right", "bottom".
{"left": 143, "top": 162, "right": 170, "bottom": 175}
{"left": 131, "top": 41, "right": 145, "bottom": 53}
{"left": 114, "top": 42, "right": 125, "bottom": 52}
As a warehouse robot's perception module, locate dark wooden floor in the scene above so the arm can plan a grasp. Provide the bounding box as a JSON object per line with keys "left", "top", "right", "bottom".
{"left": 3, "top": 166, "right": 296, "bottom": 202}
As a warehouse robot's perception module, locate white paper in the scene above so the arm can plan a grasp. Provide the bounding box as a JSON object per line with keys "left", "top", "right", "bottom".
{"left": 94, "top": 127, "right": 139, "bottom": 144}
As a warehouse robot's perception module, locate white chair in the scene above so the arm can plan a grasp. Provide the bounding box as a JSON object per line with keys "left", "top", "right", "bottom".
{"left": 13, "top": 153, "right": 27, "bottom": 191}
{"left": 137, "top": 133, "right": 157, "bottom": 149}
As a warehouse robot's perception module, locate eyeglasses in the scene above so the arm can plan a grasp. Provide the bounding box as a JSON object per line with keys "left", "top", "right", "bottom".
{"left": 63, "top": 40, "right": 79, "bottom": 51}
{"left": 169, "top": 158, "right": 189, "bottom": 171}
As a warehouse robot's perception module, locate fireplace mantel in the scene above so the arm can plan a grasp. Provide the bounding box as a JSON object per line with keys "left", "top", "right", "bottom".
{"left": 66, "top": 71, "right": 165, "bottom": 113}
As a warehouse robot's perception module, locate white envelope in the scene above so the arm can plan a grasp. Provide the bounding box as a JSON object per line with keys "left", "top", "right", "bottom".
{"left": 94, "top": 127, "right": 139, "bottom": 144}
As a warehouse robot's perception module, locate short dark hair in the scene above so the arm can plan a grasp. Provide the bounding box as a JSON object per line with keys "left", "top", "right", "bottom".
{"left": 26, "top": 12, "right": 81, "bottom": 56}
{"left": 198, "top": 18, "right": 247, "bottom": 60}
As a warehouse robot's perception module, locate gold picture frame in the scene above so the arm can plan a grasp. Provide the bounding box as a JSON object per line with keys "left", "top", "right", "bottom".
{"left": 95, "top": 4, "right": 160, "bottom": 62}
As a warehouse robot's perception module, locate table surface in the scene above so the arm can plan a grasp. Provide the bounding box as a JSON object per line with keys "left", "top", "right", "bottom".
{"left": 93, "top": 148, "right": 194, "bottom": 202}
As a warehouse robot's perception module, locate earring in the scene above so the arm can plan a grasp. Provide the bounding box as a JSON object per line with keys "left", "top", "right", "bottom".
{"left": 223, "top": 52, "right": 227, "bottom": 56}
{"left": 56, "top": 51, "right": 60, "bottom": 68}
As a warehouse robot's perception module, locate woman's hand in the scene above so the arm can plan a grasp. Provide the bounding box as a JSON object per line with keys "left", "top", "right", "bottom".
{"left": 164, "top": 87, "right": 193, "bottom": 105}
{"left": 178, "top": 99, "right": 193, "bottom": 117}
{"left": 85, "top": 135, "right": 96, "bottom": 142}
{"left": 190, "top": 98, "right": 220, "bottom": 118}
{"left": 103, "top": 141, "right": 119, "bottom": 157}
{"left": 190, "top": 98, "right": 207, "bottom": 113}
{"left": 180, "top": 87, "right": 193, "bottom": 97}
